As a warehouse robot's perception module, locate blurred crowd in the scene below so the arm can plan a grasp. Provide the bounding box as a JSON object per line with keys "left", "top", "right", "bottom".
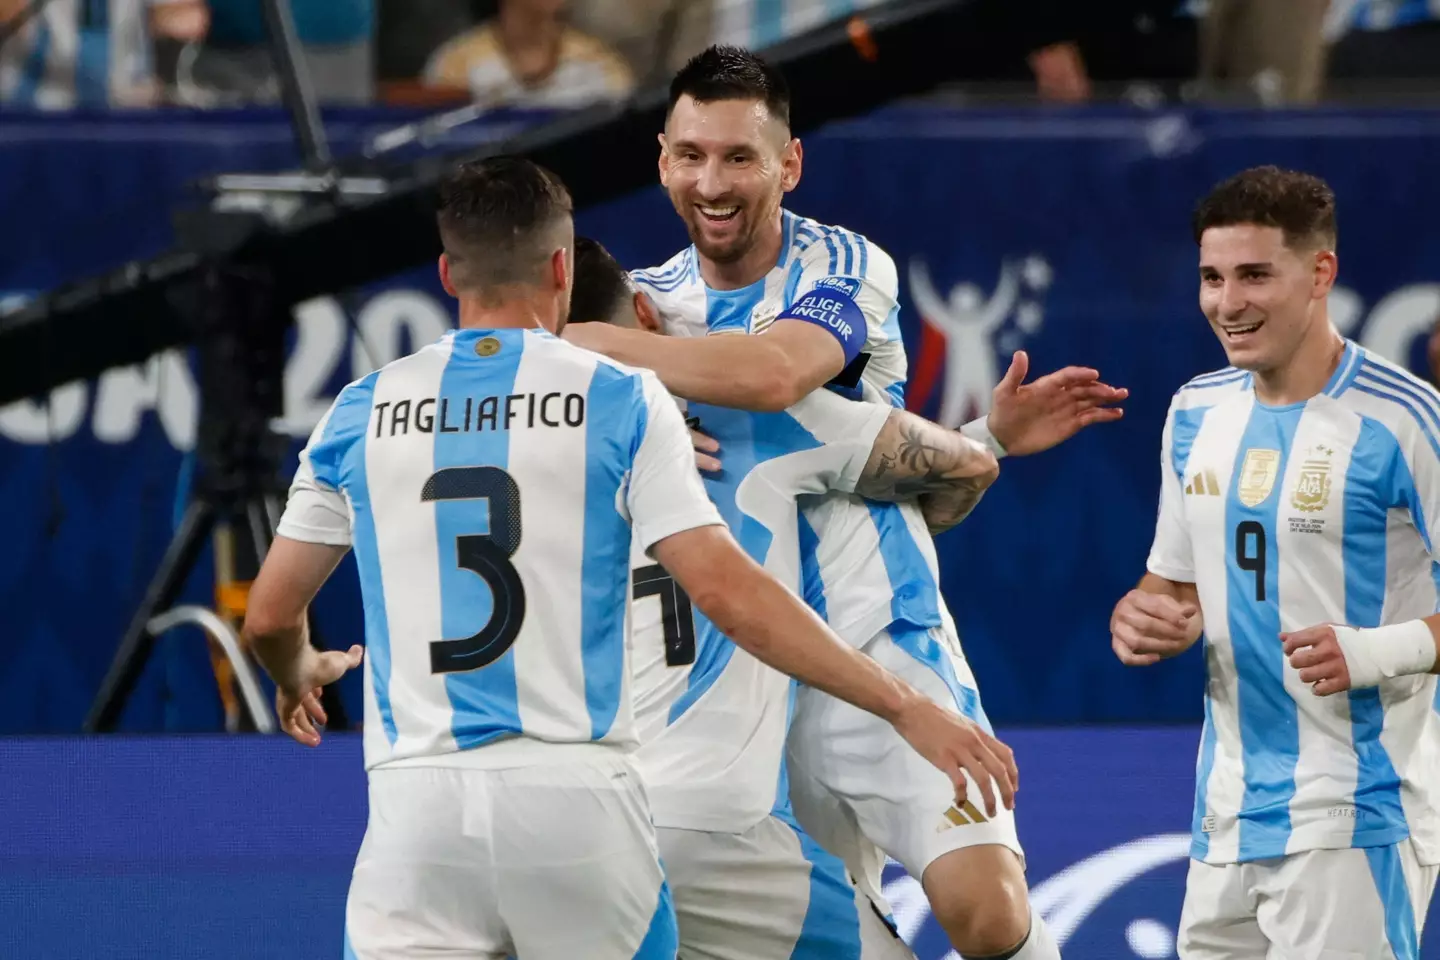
{"left": 0, "top": 0, "right": 1437, "bottom": 111}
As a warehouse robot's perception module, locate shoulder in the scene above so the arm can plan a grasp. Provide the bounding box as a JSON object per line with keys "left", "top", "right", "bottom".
{"left": 1170, "top": 365, "right": 1251, "bottom": 412}
{"left": 560, "top": 29, "right": 635, "bottom": 89}
{"left": 1340, "top": 350, "right": 1440, "bottom": 457}
{"left": 790, "top": 213, "right": 896, "bottom": 288}
{"left": 631, "top": 247, "right": 697, "bottom": 296}
{"left": 427, "top": 25, "right": 498, "bottom": 74}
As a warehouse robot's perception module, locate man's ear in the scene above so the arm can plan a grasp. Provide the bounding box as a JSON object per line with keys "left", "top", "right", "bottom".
{"left": 635, "top": 291, "right": 662, "bottom": 333}
{"left": 438, "top": 253, "right": 457, "bottom": 298}
{"left": 658, "top": 133, "right": 670, "bottom": 188}
{"left": 780, "top": 137, "right": 803, "bottom": 193}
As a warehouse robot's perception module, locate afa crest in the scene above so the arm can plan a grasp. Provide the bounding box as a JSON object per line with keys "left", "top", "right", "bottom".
{"left": 1292, "top": 445, "right": 1334, "bottom": 512}
{"left": 1237, "top": 449, "right": 1281, "bottom": 507}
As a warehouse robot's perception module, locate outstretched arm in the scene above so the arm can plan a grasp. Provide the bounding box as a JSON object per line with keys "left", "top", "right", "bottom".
{"left": 853, "top": 409, "right": 1000, "bottom": 534}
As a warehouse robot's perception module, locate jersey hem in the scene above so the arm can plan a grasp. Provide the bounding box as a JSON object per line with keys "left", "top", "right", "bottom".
{"left": 275, "top": 519, "right": 352, "bottom": 546}
{"left": 369, "top": 738, "right": 633, "bottom": 773}
{"left": 1190, "top": 822, "right": 1412, "bottom": 864}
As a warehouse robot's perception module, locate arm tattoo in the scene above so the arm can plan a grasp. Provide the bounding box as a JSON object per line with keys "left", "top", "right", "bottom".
{"left": 854, "top": 411, "right": 997, "bottom": 532}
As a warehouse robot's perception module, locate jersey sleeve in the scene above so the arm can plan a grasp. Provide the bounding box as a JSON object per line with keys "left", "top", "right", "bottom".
{"left": 778, "top": 235, "right": 904, "bottom": 397}
{"left": 1390, "top": 404, "right": 1440, "bottom": 563}
{"left": 1145, "top": 394, "right": 1195, "bottom": 583}
{"left": 276, "top": 386, "right": 365, "bottom": 547}
{"left": 626, "top": 372, "right": 725, "bottom": 555}
{"left": 783, "top": 389, "right": 892, "bottom": 495}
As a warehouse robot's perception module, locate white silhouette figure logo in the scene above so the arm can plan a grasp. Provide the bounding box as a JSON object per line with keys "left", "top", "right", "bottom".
{"left": 909, "top": 256, "right": 1052, "bottom": 428}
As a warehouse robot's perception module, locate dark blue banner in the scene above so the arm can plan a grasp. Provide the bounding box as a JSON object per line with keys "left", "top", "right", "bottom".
{"left": 3, "top": 107, "right": 1440, "bottom": 732}
{"left": 16, "top": 727, "right": 1426, "bottom": 960}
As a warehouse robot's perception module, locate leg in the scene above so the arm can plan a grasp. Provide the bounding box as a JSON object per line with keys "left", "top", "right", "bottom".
{"left": 1175, "top": 859, "right": 1265, "bottom": 960}
{"left": 495, "top": 755, "right": 676, "bottom": 960}
{"left": 787, "top": 626, "right": 1049, "bottom": 958}
{"left": 1255, "top": 841, "right": 1438, "bottom": 959}
{"left": 656, "top": 815, "right": 913, "bottom": 960}
{"left": 345, "top": 767, "right": 507, "bottom": 959}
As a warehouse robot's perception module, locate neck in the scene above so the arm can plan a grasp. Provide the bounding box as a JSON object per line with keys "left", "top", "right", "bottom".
{"left": 699, "top": 209, "right": 785, "bottom": 291}
{"left": 457, "top": 296, "right": 556, "bottom": 333}
{"left": 1252, "top": 317, "right": 1345, "bottom": 406}
{"left": 496, "top": 3, "right": 560, "bottom": 49}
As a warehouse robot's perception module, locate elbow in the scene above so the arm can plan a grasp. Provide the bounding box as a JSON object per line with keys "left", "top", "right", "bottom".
{"left": 747, "top": 352, "right": 807, "bottom": 412}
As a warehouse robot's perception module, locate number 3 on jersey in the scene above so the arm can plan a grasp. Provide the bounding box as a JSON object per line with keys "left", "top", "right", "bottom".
{"left": 1235, "top": 520, "right": 1267, "bottom": 603}
{"left": 422, "top": 466, "right": 526, "bottom": 674}
{"left": 633, "top": 564, "right": 696, "bottom": 667}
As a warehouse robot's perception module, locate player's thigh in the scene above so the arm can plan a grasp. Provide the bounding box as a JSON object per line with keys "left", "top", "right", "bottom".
{"left": 345, "top": 767, "right": 508, "bottom": 960}
{"left": 658, "top": 816, "right": 905, "bottom": 960}
{"left": 1175, "top": 858, "right": 1265, "bottom": 960}
{"left": 786, "top": 754, "right": 893, "bottom": 919}
{"left": 788, "top": 626, "right": 1023, "bottom": 880}
{"left": 492, "top": 755, "right": 676, "bottom": 960}
{"left": 1257, "top": 842, "right": 1434, "bottom": 960}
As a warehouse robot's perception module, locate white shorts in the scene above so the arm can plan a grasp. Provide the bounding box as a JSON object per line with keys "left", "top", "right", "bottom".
{"left": 786, "top": 624, "right": 1023, "bottom": 882}
{"left": 344, "top": 756, "right": 677, "bottom": 960}
{"left": 656, "top": 815, "right": 914, "bottom": 960}
{"left": 1178, "top": 840, "right": 1438, "bottom": 959}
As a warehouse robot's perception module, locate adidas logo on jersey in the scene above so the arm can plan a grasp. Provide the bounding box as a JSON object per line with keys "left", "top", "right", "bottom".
{"left": 1185, "top": 469, "right": 1221, "bottom": 496}
{"left": 937, "top": 799, "right": 988, "bottom": 832}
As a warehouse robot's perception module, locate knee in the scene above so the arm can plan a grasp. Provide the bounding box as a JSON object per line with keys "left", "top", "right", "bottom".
{"left": 921, "top": 847, "right": 1031, "bottom": 956}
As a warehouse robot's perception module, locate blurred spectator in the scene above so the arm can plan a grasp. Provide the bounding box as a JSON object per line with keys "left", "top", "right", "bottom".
{"left": 186, "top": 0, "right": 374, "bottom": 105}
{"left": 1192, "top": 0, "right": 1330, "bottom": 104}
{"left": 711, "top": 0, "right": 885, "bottom": 50}
{"left": 423, "top": 0, "right": 633, "bottom": 108}
{"left": 1428, "top": 313, "right": 1440, "bottom": 388}
{"left": 569, "top": 0, "right": 710, "bottom": 86}
{"left": 1, "top": 0, "right": 206, "bottom": 108}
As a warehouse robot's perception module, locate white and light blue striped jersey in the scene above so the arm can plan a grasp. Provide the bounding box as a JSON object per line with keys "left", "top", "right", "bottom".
{"left": 632, "top": 209, "right": 907, "bottom": 407}
{"left": 635, "top": 210, "right": 955, "bottom": 650}
{"left": 277, "top": 327, "right": 723, "bottom": 773}
{"left": 628, "top": 389, "right": 891, "bottom": 833}
{"left": 1148, "top": 341, "right": 1440, "bottom": 866}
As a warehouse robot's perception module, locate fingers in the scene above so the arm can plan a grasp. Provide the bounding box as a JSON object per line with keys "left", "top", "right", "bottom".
{"left": 1064, "top": 382, "right": 1128, "bottom": 404}
{"left": 996, "top": 351, "right": 1029, "bottom": 393}
{"left": 304, "top": 689, "right": 327, "bottom": 727}
{"left": 1126, "top": 590, "right": 1193, "bottom": 627}
{"left": 1077, "top": 407, "right": 1125, "bottom": 426}
{"left": 1280, "top": 626, "right": 1333, "bottom": 655}
{"left": 1029, "top": 365, "right": 1101, "bottom": 392}
{"left": 694, "top": 452, "right": 722, "bottom": 473}
{"left": 1312, "top": 674, "right": 1350, "bottom": 696}
{"left": 960, "top": 753, "right": 1000, "bottom": 820}
{"left": 280, "top": 694, "right": 321, "bottom": 747}
{"left": 986, "top": 729, "right": 1020, "bottom": 796}
{"left": 690, "top": 429, "right": 718, "bottom": 454}
{"left": 1113, "top": 634, "right": 1160, "bottom": 666}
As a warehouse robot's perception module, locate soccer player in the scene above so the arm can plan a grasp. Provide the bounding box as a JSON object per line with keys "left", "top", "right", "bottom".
{"left": 571, "top": 235, "right": 1013, "bottom": 959}
{"left": 1111, "top": 165, "right": 1440, "bottom": 958}
{"left": 563, "top": 47, "right": 1123, "bottom": 959}
{"left": 241, "top": 156, "right": 1019, "bottom": 960}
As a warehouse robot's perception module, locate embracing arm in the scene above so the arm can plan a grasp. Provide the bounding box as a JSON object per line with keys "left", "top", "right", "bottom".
{"left": 563, "top": 320, "right": 845, "bottom": 412}
{"left": 852, "top": 408, "right": 1000, "bottom": 534}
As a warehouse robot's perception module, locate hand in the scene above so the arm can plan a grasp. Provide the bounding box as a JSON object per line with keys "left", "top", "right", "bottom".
{"left": 1282, "top": 625, "right": 1352, "bottom": 696}
{"left": 893, "top": 698, "right": 1018, "bottom": 819}
{"left": 691, "top": 428, "right": 720, "bottom": 473}
{"left": 986, "top": 351, "right": 1126, "bottom": 456}
{"left": 276, "top": 644, "right": 364, "bottom": 747}
{"left": 1111, "top": 589, "right": 1201, "bottom": 666}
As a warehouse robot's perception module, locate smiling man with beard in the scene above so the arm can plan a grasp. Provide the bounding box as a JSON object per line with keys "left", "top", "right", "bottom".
{"left": 560, "top": 45, "right": 1129, "bottom": 960}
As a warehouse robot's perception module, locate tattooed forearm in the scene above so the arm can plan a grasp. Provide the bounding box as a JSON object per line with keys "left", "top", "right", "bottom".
{"left": 854, "top": 410, "right": 999, "bottom": 526}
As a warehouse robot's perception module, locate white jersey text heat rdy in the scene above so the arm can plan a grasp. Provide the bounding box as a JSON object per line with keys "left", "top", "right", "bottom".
{"left": 277, "top": 327, "right": 722, "bottom": 772}
{"left": 1148, "top": 341, "right": 1440, "bottom": 866}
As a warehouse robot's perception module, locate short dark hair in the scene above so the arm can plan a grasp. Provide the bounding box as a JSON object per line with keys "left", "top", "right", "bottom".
{"left": 569, "top": 237, "right": 632, "bottom": 324}
{"left": 436, "top": 156, "right": 573, "bottom": 297}
{"left": 668, "top": 45, "right": 791, "bottom": 128}
{"left": 1192, "top": 166, "right": 1337, "bottom": 250}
